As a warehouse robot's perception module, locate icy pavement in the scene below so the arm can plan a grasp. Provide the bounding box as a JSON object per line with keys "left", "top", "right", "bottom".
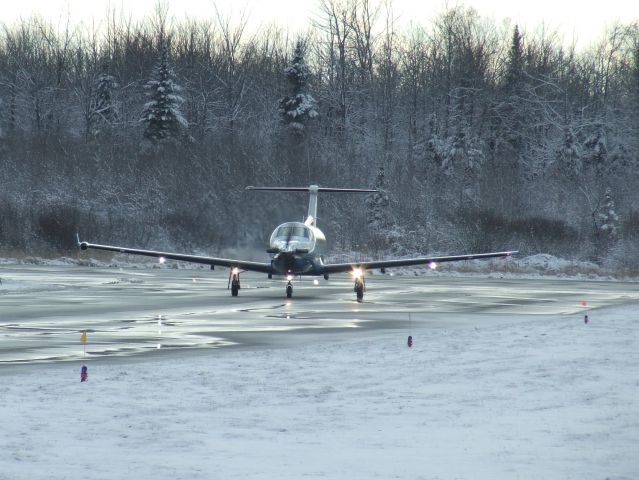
{"left": 1, "top": 265, "right": 638, "bottom": 363}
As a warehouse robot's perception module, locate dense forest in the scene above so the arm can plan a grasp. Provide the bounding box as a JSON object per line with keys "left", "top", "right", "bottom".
{"left": 0, "top": 1, "right": 638, "bottom": 269}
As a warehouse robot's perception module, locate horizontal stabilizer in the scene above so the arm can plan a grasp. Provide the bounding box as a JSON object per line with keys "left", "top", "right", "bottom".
{"left": 246, "top": 185, "right": 377, "bottom": 227}
{"left": 246, "top": 186, "right": 377, "bottom": 193}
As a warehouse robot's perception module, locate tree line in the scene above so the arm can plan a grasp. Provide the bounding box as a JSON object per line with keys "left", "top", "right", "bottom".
{"left": 0, "top": 1, "right": 638, "bottom": 269}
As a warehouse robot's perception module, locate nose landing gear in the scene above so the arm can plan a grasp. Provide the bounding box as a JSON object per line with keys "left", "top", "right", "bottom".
{"left": 286, "top": 274, "right": 293, "bottom": 298}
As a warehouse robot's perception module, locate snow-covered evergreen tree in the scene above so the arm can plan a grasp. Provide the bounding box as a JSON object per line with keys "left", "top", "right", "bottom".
{"left": 88, "top": 63, "right": 117, "bottom": 135}
{"left": 141, "top": 43, "right": 188, "bottom": 142}
{"left": 499, "top": 24, "right": 527, "bottom": 157}
{"left": 279, "top": 41, "right": 318, "bottom": 134}
{"left": 598, "top": 187, "right": 619, "bottom": 253}
{"left": 557, "top": 126, "right": 582, "bottom": 175}
{"left": 441, "top": 130, "right": 483, "bottom": 176}
{"left": 583, "top": 123, "right": 607, "bottom": 173}
{"left": 504, "top": 25, "right": 524, "bottom": 91}
{"left": 421, "top": 126, "right": 483, "bottom": 182}
{"left": 366, "top": 165, "right": 390, "bottom": 230}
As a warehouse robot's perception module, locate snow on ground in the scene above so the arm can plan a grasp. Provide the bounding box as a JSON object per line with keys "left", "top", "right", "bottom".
{"left": 1, "top": 305, "right": 637, "bottom": 479}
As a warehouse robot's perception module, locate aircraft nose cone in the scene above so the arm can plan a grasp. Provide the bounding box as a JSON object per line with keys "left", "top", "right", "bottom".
{"left": 283, "top": 242, "right": 298, "bottom": 253}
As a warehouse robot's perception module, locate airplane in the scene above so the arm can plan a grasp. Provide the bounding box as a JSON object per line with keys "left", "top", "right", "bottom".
{"left": 78, "top": 185, "right": 517, "bottom": 302}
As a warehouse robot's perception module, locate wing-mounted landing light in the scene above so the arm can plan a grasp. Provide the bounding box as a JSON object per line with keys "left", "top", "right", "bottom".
{"left": 351, "top": 267, "right": 363, "bottom": 279}
{"left": 429, "top": 261, "right": 437, "bottom": 270}
{"left": 351, "top": 267, "right": 366, "bottom": 302}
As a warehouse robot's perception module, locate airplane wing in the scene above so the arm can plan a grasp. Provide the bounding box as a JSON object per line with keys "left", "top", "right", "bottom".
{"left": 320, "top": 251, "right": 517, "bottom": 275}
{"left": 78, "top": 241, "right": 273, "bottom": 274}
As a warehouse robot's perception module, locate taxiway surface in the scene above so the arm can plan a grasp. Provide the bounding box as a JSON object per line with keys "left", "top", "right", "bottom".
{"left": 1, "top": 265, "right": 637, "bottom": 364}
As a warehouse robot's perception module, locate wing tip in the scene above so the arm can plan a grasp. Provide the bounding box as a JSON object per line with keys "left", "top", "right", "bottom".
{"left": 76, "top": 233, "right": 89, "bottom": 250}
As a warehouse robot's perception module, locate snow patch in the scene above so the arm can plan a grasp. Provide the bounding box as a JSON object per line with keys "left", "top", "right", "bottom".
{"left": 0, "top": 304, "right": 637, "bottom": 479}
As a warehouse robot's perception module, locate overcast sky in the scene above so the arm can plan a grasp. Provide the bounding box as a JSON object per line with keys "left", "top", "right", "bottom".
{"left": 2, "top": 0, "right": 638, "bottom": 49}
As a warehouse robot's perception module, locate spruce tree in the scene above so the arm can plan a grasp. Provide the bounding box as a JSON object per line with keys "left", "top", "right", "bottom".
{"left": 502, "top": 25, "right": 526, "bottom": 151}
{"left": 279, "top": 41, "right": 318, "bottom": 134}
{"left": 366, "top": 166, "right": 390, "bottom": 231}
{"left": 584, "top": 123, "right": 607, "bottom": 174}
{"left": 88, "top": 62, "right": 117, "bottom": 136}
{"left": 598, "top": 187, "right": 619, "bottom": 256}
{"left": 505, "top": 25, "right": 523, "bottom": 91}
{"left": 141, "top": 43, "right": 187, "bottom": 142}
{"left": 557, "top": 126, "right": 582, "bottom": 176}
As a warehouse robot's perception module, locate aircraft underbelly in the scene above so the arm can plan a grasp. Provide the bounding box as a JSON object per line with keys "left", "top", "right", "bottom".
{"left": 272, "top": 254, "right": 317, "bottom": 275}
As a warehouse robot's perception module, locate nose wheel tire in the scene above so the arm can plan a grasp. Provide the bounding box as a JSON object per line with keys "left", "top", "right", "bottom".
{"left": 231, "top": 283, "right": 239, "bottom": 296}
{"left": 286, "top": 283, "right": 293, "bottom": 298}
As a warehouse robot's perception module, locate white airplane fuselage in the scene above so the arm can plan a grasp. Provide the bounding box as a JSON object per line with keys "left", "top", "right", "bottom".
{"left": 268, "top": 221, "right": 327, "bottom": 275}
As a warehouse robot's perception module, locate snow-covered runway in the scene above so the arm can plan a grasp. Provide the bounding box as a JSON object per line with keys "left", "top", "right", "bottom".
{"left": 0, "top": 265, "right": 637, "bottom": 478}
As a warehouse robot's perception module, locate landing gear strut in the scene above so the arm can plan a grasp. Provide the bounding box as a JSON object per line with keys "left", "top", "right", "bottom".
{"left": 228, "top": 268, "right": 241, "bottom": 296}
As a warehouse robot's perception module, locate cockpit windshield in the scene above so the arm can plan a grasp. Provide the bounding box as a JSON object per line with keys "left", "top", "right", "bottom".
{"left": 276, "top": 225, "right": 311, "bottom": 238}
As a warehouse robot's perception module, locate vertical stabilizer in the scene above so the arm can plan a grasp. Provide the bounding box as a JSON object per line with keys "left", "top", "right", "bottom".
{"left": 306, "top": 185, "right": 319, "bottom": 226}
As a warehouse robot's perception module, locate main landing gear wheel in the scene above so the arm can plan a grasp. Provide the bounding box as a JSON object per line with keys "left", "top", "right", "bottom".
{"left": 351, "top": 268, "right": 365, "bottom": 303}
{"left": 354, "top": 278, "right": 364, "bottom": 303}
{"left": 286, "top": 282, "right": 293, "bottom": 298}
{"left": 229, "top": 268, "right": 241, "bottom": 297}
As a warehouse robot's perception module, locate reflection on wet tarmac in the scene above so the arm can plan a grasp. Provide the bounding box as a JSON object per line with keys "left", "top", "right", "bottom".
{"left": 1, "top": 265, "right": 639, "bottom": 364}
{"left": 238, "top": 304, "right": 287, "bottom": 312}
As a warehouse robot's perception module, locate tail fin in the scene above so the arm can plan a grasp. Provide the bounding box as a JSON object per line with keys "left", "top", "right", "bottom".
{"left": 245, "top": 185, "right": 376, "bottom": 227}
